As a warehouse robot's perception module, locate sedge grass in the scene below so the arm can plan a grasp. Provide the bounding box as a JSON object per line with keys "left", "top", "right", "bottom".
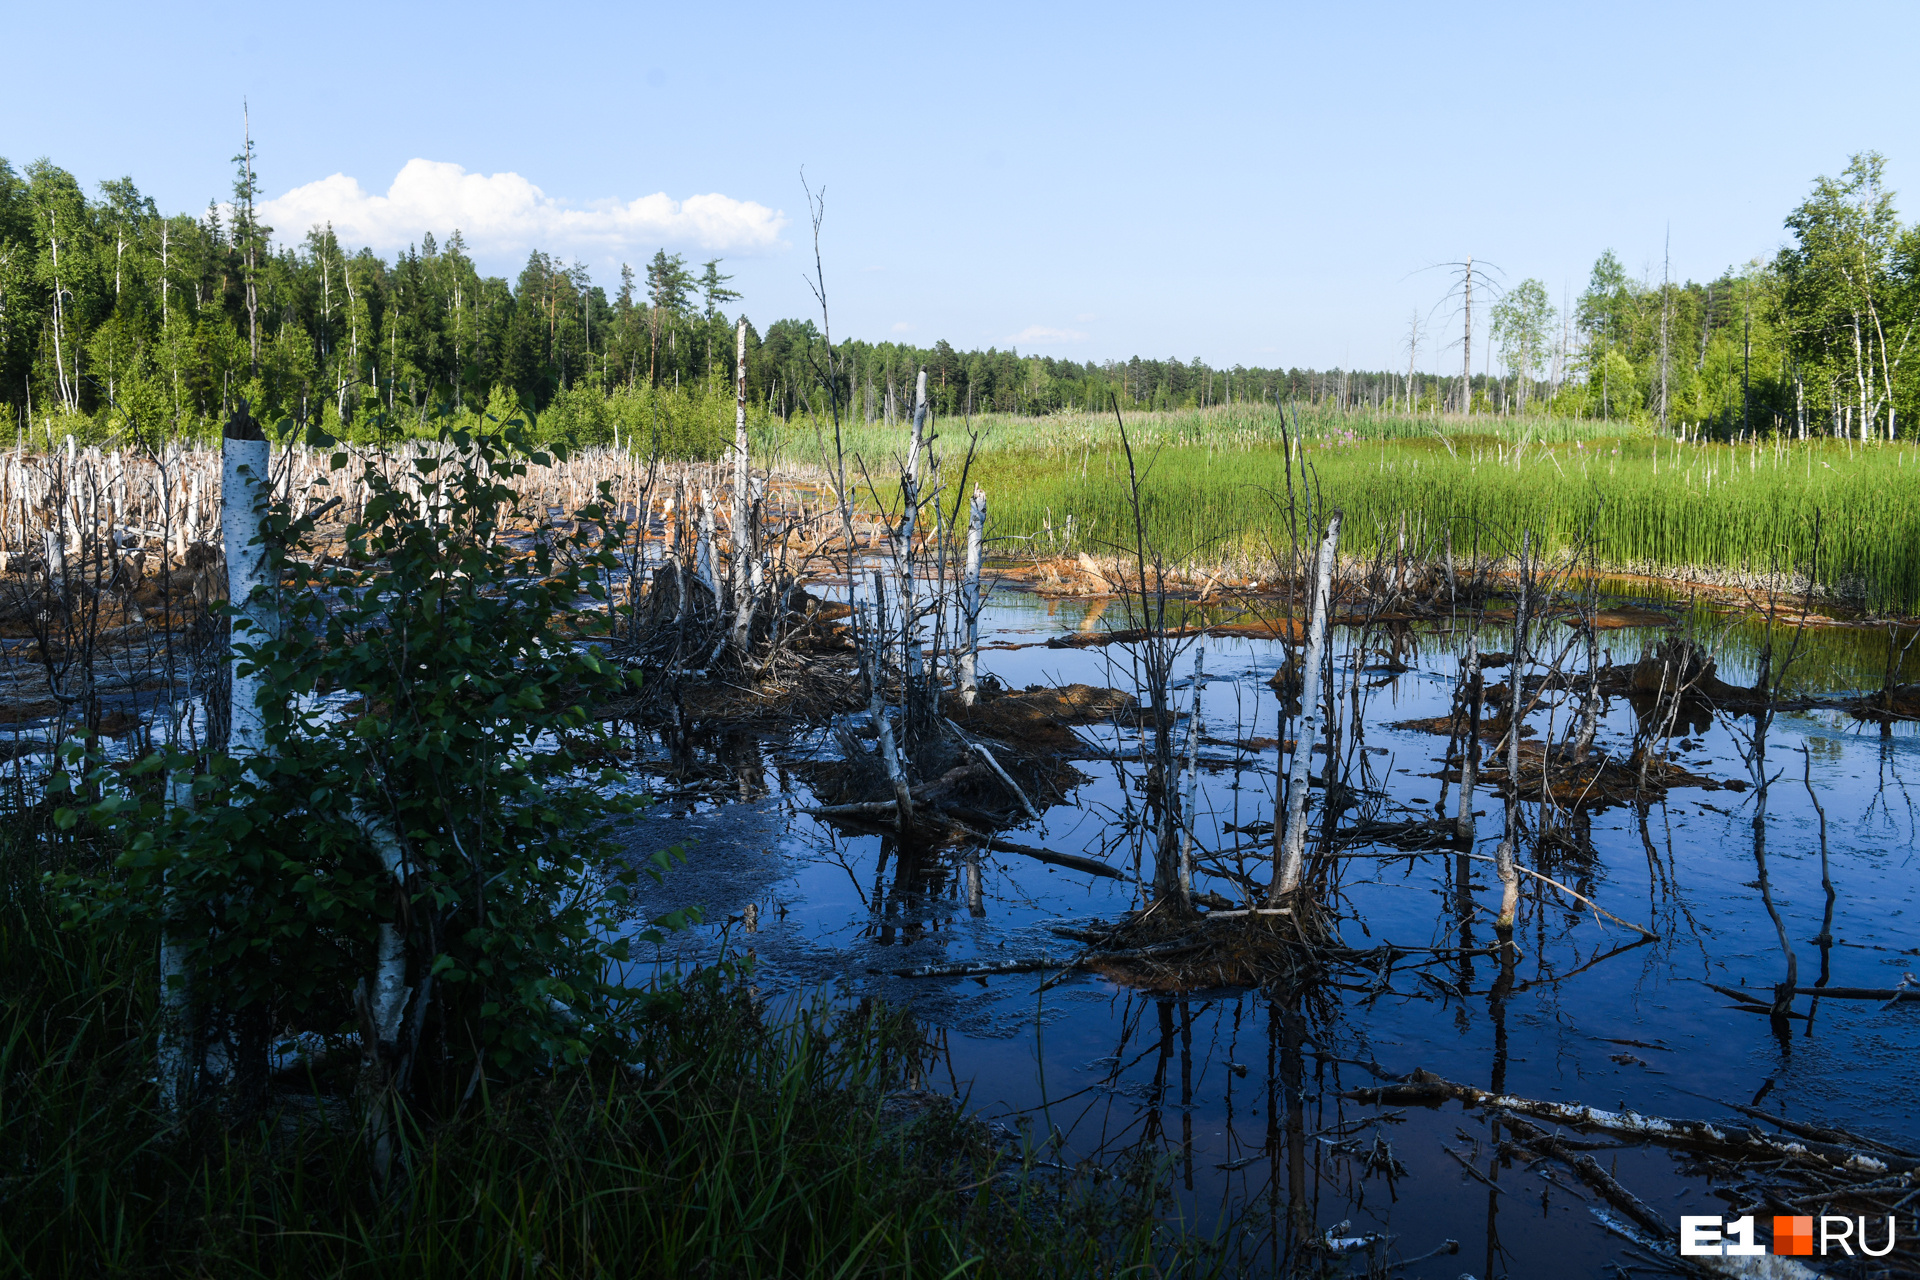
{"left": 754, "top": 401, "right": 1642, "bottom": 471}
{"left": 769, "top": 407, "right": 1920, "bottom": 614}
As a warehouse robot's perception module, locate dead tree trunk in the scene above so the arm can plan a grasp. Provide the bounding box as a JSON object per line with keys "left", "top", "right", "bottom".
{"left": 898, "top": 371, "right": 930, "bottom": 744}
{"left": 1456, "top": 631, "right": 1481, "bottom": 843}
{"left": 728, "top": 318, "right": 754, "bottom": 657}
{"left": 1494, "top": 532, "right": 1530, "bottom": 931}
{"left": 958, "top": 485, "right": 986, "bottom": 706}
{"left": 868, "top": 570, "right": 914, "bottom": 834}
{"left": 1269, "top": 511, "right": 1342, "bottom": 903}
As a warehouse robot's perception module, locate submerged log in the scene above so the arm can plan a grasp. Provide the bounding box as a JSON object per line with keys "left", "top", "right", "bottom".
{"left": 1344, "top": 1069, "right": 1918, "bottom": 1175}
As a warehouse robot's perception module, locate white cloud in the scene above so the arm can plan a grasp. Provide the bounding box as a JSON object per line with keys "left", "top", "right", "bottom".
{"left": 257, "top": 159, "right": 786, "bottom": 264}
{"left": 1007, "top": 325, "right": 1087, "bottom": 345}
{"left": 891, "top": 321, "right": 915, "bottom": 333}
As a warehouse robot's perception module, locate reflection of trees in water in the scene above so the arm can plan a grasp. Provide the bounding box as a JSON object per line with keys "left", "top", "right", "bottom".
{"left": 867, "top": 837, "right": 956, "bottom": 949}
{"left": 641, "top": 718, "right": 771, "bottom": 799}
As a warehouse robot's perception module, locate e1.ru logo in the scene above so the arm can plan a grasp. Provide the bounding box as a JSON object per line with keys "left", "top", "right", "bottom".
{"left": 1680, "top": 1215, "right": 1898, "bottom": 1257}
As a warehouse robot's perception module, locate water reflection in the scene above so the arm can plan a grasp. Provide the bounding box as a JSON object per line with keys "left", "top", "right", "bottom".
{"left": 619, "top": 581, "right": 1919, "bottom": 1277}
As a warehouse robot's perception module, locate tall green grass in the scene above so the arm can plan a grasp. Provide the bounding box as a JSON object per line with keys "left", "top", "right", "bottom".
{"left": 756, "top": 401, "right": 1643, "bottom": 471}
{"left": 0, "top": 798, "right": 1212, "bottom": 1279}
{"left": 780, "top": 406, "right": 1920, "bottom": 613}
{"left": 974, "top": 435, "right": 1920, "bottom": 611}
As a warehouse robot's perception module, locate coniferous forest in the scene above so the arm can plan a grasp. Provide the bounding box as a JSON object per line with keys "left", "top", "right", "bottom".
{"left": 4, "top": 150, "right": 1917, "bottom": 448}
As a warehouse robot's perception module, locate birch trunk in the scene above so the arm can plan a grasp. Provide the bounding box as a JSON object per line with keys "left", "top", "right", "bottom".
{"left": 222, "top": 407, "right": 273, "bottom": 759}
{"left": 958, "top": 485, "right": 986, "bottom": 706}
{"left": 868, "top": 570, "right": 913, "bottom": 832}
{"left": 728, "top": 319, "right": 754, "bottom": 656}
{"left": 694, "top": 488, "right": 718, "bottom": 598}
{"left": 42, "top": 528, "right": 64, "bottom": 589}
{"left": 897, "top": 372, "right": 929, "bottom": 734}
{"left": 1269, "top": 511, "right": 1342, "bottom": 902}
{"left": 352, "top": 803, "right": 415, "bottom": 1184}
{"left": 158, "top": 737, "right": 195, "bottom": 1116}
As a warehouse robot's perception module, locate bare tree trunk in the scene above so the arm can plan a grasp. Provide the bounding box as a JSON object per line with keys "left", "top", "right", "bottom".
{"left": 958, "top": 485, "right": 986, "bottom": 705}
{"left": 868, "top": 570, "right": 913, "bottom": 832}
{"left": 222, "top": 403, "right": 272, "bottom": 760}
{"left": 1494, "top": 533, "right": 1531, "bottom": 931}
{"left": 728, "top": 319, "right": 754, "bottom": 657}
{"left": 1461, "top": 256, "right": 1473, "bottom": 416}
{"left": 898, "top": 372, "right": 929, "bottom": 739}
{"left": 1456, "top": 631, "right": 1481, "bottom": 842}
{"left": 694, "top": 488, "right": 717, "bottom": 598}
{"left": 1269, "top": 511, "right": 1342, "bottom": 903}
{"left": 1570, "top": 616, "right": 1601, "bottom": 760}
{"left": 158, "top": 719, "right": 195, "bottom": 1116}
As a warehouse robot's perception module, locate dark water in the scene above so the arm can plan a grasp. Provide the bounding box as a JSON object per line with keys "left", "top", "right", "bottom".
{"left": 622, "top": 585, "right": 1920, "bottom": 1277}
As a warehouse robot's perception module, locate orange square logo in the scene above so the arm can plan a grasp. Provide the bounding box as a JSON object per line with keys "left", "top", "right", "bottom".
{"left": 1773, "top": 1216, "right": 1814, "bottom": 1256}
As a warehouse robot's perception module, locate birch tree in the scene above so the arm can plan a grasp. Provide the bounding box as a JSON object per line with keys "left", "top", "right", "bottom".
{"left": 1779, "top": 151, "right": 1916, "bottom": 441}
{"left": 1490, "top": 278, "right": 1553, "bottom": 413}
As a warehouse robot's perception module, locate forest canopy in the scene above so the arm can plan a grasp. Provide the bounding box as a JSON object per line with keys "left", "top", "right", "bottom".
{"left": 1, "top": 149, "right": 1914, "bottom": 449}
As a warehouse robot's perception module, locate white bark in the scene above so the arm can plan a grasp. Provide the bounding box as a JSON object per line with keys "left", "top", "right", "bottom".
{"left": 367, "top": 925, "right": 410, "bottom": 1045}
{"left": 955, "top": 733, "right": 1039, "bottom": 821}
{"left": 1496, "top": 533, "right": 1532, "bottom": 930}
{"left": 868, "top": 571, "right": 913, "bottom": 830}
{"left": 728, "top": 318, "right": 754, "bottom": 656}
{"left": 158, "top": 727, "right": 195, "bottom": 1116}
{"left": 958, "top": 485, "right": 986, "bottom": 705}
{"left": 42, "top": 528, "right": 63, "bottom": 589}
{"left": 1270, "top": 511, "right": 1342, "bottom": 902}
{"left": 222, "top": 433, "right": 274, "bottom": 759}
{"left": 896, "top": 371, "right": 929, "bottom": 696}
{"left": 694, "top": 488, "right": 718, "bottom": 597}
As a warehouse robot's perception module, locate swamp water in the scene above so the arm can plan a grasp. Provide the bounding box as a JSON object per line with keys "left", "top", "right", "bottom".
{"left": 621, "top": 584, "right": 1919, "bottom": 1277}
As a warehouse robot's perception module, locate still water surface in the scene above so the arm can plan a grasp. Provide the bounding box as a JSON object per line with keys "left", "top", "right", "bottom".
{"left": 624, "top": 584, "right": 1919, "bottom": 1276}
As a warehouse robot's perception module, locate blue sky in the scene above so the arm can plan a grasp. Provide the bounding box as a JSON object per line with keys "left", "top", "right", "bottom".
{"left": 7, "top": 0, "right": 1917, "bottom": 370}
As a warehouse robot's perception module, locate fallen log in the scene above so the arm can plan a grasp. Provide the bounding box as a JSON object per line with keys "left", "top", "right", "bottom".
{"left": 889, "top": 937, "right": 1205, "bottom": 980}
{"left": 979, "top": 836, "right": 1125, "bottom": 880}
{"left": 802, "top": 800, "right": 904, "bottom": 819}
{"left": 1795, "top": 985, "right": 1920, "bottom": 1002}
{"left": 1719, "top": 1102, "right": 1915, "bottom": 1157}
{"left": 1498, "top": 1113, "right": 1669, "bottom": 1239}
{"left": 1342, "top": 1069, "right": 1918, "bottom": 1175}
{"left": 802, "top": 804, "right": 1127, "bottom": 881}
{"left": 885, "top": 957, "right": 1075, "bottom": 979}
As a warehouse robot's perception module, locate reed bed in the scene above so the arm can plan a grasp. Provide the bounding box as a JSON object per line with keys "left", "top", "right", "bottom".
{"left": 757, "top": 401, "right": 1636, "bottom": 470}
{"left": 948, "top": 432, "right": 1920, "bottom": 614}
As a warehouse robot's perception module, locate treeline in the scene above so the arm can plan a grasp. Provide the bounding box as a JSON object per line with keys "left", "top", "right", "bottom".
{"left": 1, "top": 149, "right": 1915, "bottom": 449}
